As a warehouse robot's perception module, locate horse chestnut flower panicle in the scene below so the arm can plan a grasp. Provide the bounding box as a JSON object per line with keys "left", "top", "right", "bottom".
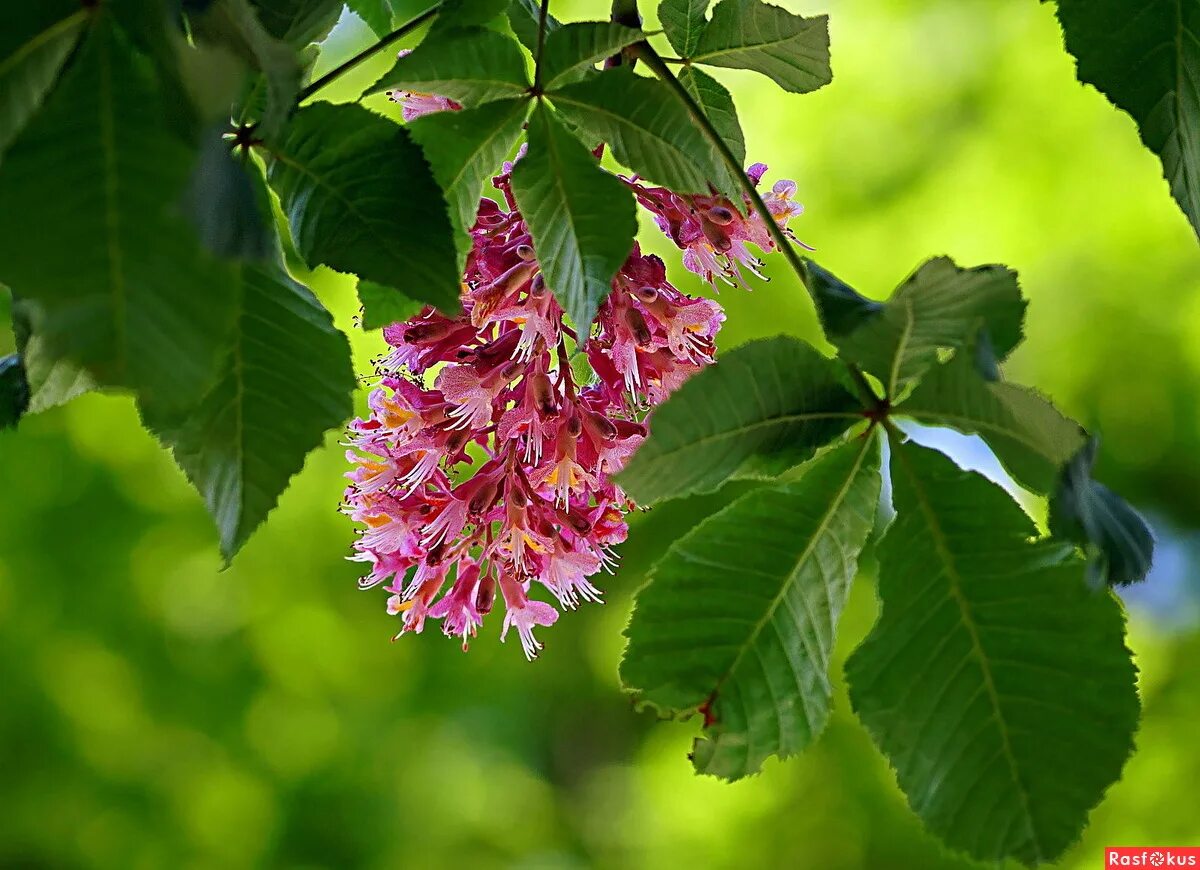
{"left": 345, "top": 95, "right": 806, "bottom": 658}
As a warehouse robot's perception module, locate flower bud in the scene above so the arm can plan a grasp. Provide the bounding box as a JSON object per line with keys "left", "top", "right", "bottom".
{"left": 632, "top": 286, "right": 658, "bottom": 304}
{"left": 706, "top": 205, "right": 735, "bottom": 225}
{"left": 475, "top": 574, "right": 496, "bottom": 614}
{"left": 623, "top": 307, "right": 652, "bottom": 346}
{"left": 529, "top": 372, "right": 557, "bottom": 416}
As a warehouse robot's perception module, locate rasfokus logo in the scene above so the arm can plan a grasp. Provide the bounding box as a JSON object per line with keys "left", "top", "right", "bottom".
{"left": 1106, "top": 848, "right": 1200, "bottom": 867}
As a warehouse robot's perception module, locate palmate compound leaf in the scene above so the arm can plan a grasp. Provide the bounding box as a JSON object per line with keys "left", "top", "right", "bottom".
{"left": 658, "top": 0, "right": 710, "bottom": 58}
{"left": 268, "top": 101, "right": 461, "bottom": 313}
{"left": 149, "top": 264, "right": 354, "bottom": 562}
{"left": 1055, "top": 0, "right": 1200, "bottom": 239}
{"left": 507, "top": 0, "right": 563, "bottom": 53}
{"left": 510, "top": 103, "right": 638, "bottom": 335}
{"left": 621, "top": 435, "right": 882, "bottom": 780}
{"left": 846, "top": 439, "right": 1139, "bottom": 866}
{"left": 408, "top": 97, "right": 530, "bottom": 263}
{"left": 548, "top": 66, "right": 741, "bottom": 203}
{"left": 0, "top": 1, "right": 87, "bottom": 160}
{"left": 678, "top": 65, "right": 745, "bottom": 168}
{"left": 690, "top": 0, "right": 831, "bottom": 95}
{"left": 808, "top": 257, "right": 1026, "bottom": 399}
{"left": 365, "top": 26, "right": 530, "bottom": 106}
{"left": 1050, "top": 438, "right": 1154, "bottom": 589}
{"left": 616, "top": 335, "right": 864, "bottom": 504}
{"left": 0, "top": 15, "right": 236, "bottom": 415}
{"left": 538, "top": 22, "right": 645, "bottom": 90}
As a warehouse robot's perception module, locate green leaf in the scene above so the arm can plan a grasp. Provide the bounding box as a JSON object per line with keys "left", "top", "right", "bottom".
{"left": 408, "top": 97, "right": 529, "bottom": 260}
{"left": 0, "top": 2, "right": 87, "bottom": 160}
{"left": 507, "top": 0, "right": 562, "bottom": 53}
{"left": 182, "top": 129, "right": 275, "bottom": 261}
{"left": 846, "top": 440, "right": 1139, "bottom": 866}
{"left": 691, "top": 0, "right": 830, "bottom": 95}
{"left": 549, "top": 66, "right": 737, "bottom": 199}
{"left": 658, "top": 0, "right": 710, "bottom": 58}
{"left": 1050, "top": 438, "right": 1154, "bottom": 588}
{"left": 151, "top": 264, "right": 354, "bottom": 562}
{"left": 0, "top": 353, "right": 30, "bottom": 429}
{"left": 346, "top": 0, "right": 395, "bottom": 37}
{"left": 803, "top": 258, "right": 883, "bottom": 338}
{"left": 190, "top": 0, "right": 302, "bottom": 139}
{"left": 366, "top": 27, "right": 530, "bottom": 106}
{"left": 268, "top": 101, "right": 462, "bottom": 312}
{"left": 429, "top": 0, "right": 512, "bottom": 36}
{"left": 0, "top": 18, "right": 236, "bottom": 413}
{"left": 617, "top": 336, "right": 864, "bottom": 504}
{"left": 899, "top": 348, "right": 1086, "bottom": 494}
{"left": 539, "top": 22, "right": 644, "bottom": 89}
{"left": 10, "top": 297, "right": 97, "bottom": 414}
{"left": 622, "top": 435, "right": 882, "bottom": 780}
{"left": 510, "top": 103, "right": 637, "bottom": 333}
{"left": 1055, "top": 0, "right": 1200, "bottom": 238}
{"left": 827, "top": 257, "right": 1026, "bottom": 398}
{"left": 359, "top": 280, "right": 424, "bottom": 330}
{"left": 677, "top": 66, "right": 745, "bottom": 168}
{"left": 247, "top": 0, "right": 345, "bottom": 47}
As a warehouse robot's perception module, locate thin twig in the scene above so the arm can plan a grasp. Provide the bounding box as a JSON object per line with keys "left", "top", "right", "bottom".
{"left": 532, "top": 0, "right": 552, "bottom": 92}
{"left": 298, "top": 4, "right": 442, "bottom": 103}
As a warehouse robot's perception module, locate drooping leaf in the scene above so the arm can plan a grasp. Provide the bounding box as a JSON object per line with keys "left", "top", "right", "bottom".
{"left": 617, "top": 336, "right": 864, "bottom": 504}
{"left": 510, "top": 103, "right": 637, "bottom": 333}
{"left": 366, "top": 27, "right": 530, "bottom": 106}
{"left": 803, "top": 258, "right": 883, "bottom": 338}
{"left": 358, "top": 280, "right": 424, "bottom": 330}
{"left": 247, "top": 0, "right": 344, "bottom": 47}
{"left": 539, "top": 22, "right": 644, "bottom": 89}
{"left": 824, "top": 257, "right": 1026, "bottom": 399}
{"left": 691, "top": 0, "right": 830, "bottom": 95}
{"left": 346, "top": 0, "right": 395, "bottom": 36}
{"left": 182, "top": 128, "right": 275, "bottom": 261}
{"left": 549, "top": 66, "right": 737, "bottom": 199}
{"left": 846, "top": 440, "right": 1139, "bottom": 866}
{"left": 622, "top": 436, "right": 881, "bottom": 780}
{"left": 507, "top": 0, "right": 562, "bottom": 53}
{"left": 899, "top": 347, "right": 1085, "bottom": 494}
{"left": 1055, "top": 0, "right": 1200, "bottom": 238}
{"left": 190, "top": 0, "right": 302, "bottom": 139}
{"left": 408, "top": 97, "right": 529, "bottom": 260}
{"left": 151, "top": 264, "right": 354, "bottom": 562}
{"left": 10, "top": 297, "right": 97, "bottom": 414}
{"left": 0, "top": 2, "right": 88, "bottom": 160}
{"left": 658, "top": 0, "right": 709, "bottom": 58}
{"left": 1049, "top": 438, "right": 1154, "bottom": 588}
{"left": 0, "top": 18, "right": 236, "bottom": 413}
{"left": 677, "top": 66, "right": 745, "bottom": 168}
{"left": 0, "top": 353, "right": 30, "bottom": 429}
{"left": 268, "top": 101, "right": 461, "bottom": 312}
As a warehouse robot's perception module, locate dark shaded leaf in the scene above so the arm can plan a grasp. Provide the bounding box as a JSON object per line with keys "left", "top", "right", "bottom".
{"left": 622, "top": 436, "right": 881, "bottom": 780}
{"left": 617, "top": 335, "right": 864, "bottom": 503}
{"left": 0, "top": 1, "right": 87, "bottom": 160}
{"left": 847, "top": 440, "right": 1139, "bottom": 866}
{"left": 359, "top": 280, "right": 424, "bottom": 330}
{"left": 1055, "top": 0, "right": 1200, "bottom": 238}
{"left": 268, "top": 101, "right": 461, "bottom": 312}
{"left": 507, "top": 0, "right": 562, "bottom": 53}
{"left": 691, "top": 0, "right": 830, "bottom": 94}
{"left": 510, "top": 103, "right": 637, "bottom": 333}
{"left": 803, "top": 258, "right": 883, "bottom": 338}
{"left": 248, "top": 0, "right": 345, "bottom": 47}
{"left": 0, "top": 18, "right": 236, "bottom": 413}
{"left": 366, "top": 26, "right": 530, "bottom": 106}
{"left": 182, "top": 127, "right": 274, "bottom": 261}
{"left": 347, "top": 0, "right": 395, "bottom": 36}
{"left": 150, "top": 264, "right": 354, "bottom": 562}
{"left": 1050, "top": 437, "right": 1154, "bottom": 588}
{"left": 0, "top": 353, "right": 30, "bottom": 429}
{"left": 10, "top": 297, "right": 97, "bottom": 414}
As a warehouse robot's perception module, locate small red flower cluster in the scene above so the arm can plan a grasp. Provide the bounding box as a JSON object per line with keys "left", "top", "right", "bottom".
{"left": 346, "top": 99, "right": 804, "bottom": 657}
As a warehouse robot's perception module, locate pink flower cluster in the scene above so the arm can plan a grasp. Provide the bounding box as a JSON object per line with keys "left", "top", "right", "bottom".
{"left": 344, "top": 95, "right": 805, "bottom": 658}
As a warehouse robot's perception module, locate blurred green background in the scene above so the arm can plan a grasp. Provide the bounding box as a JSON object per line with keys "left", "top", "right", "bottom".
{"left": 3, "top": 0, "right": 1200, "bottom": 867}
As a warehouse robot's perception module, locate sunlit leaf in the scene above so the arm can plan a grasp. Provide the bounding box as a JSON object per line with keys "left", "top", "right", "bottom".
{"left": 658, "top": 0, "right": 709, "bottom": 58}
{"left": 691, "top": 0, "right": 830, "bottom": 95}
{"left": 622, "top": 436, "right": 881, "bottom": 780}
{"left": 366, "top": 26, "right": 530, "bottom": 106}
{"left": 539, "top": 22, "right": 644, "bottom": 89}
{"left": 358, "top": 280, "right": 424, "bottom": 330}
{"left": 678, "top": 65, "right": 744, "bottom": 168}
